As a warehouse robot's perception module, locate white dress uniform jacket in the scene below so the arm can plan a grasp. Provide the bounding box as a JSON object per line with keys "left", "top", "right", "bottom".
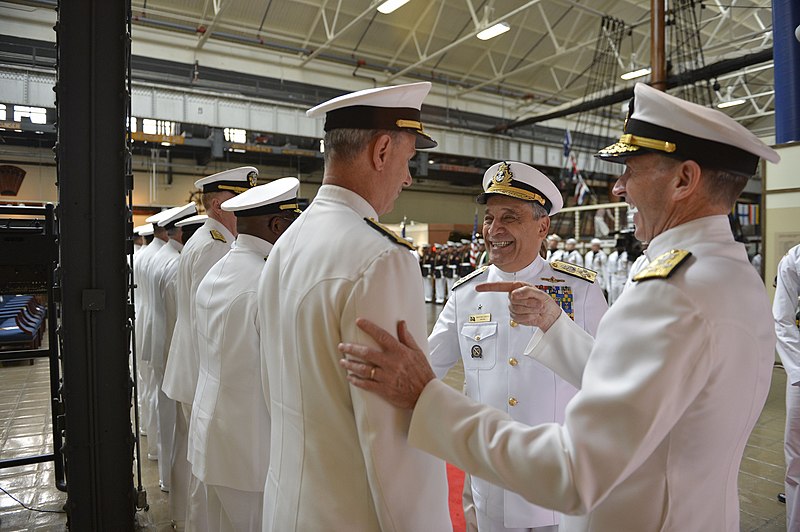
{"left": 190, "top": 234, "right": 271, "bottom": 492}
{"left": 136, "top": 238, "right": 165, "bottom": 365}
{"left": 408, "top": 215, "right": 775, "bottom": 531}
{"left": 774, "top": 243, "right": 800, "bottom": 529}
{"left": 163, "top": 218, "right": 234, "bottom": 406}
{"left": 258, "top": 185, "right": 450, "bottom": 532}
{"left": 775, "top": 244, "right": 800, "bottom": 385}
{"left": 606, "top": 250, "right": 629, "bottom": 304}
{"left": 429, "top": 256, "right": 607, "bottom": 529}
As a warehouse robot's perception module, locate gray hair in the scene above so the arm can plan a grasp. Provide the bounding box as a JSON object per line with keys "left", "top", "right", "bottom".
{"left": 323, "top": 128, "right": 400, "bottom": 165}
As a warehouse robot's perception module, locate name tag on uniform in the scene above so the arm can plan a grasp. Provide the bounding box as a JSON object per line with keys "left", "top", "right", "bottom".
{"left": 468, "top": 313, "right": 491, "bottom": 323}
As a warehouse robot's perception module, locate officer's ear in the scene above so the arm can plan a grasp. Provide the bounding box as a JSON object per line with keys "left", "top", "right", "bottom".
{"left": 673, "top": 159, "right": 702, "bottom": 201}
{"left": 370, "top": 133, "right": 393, "bottom": 171}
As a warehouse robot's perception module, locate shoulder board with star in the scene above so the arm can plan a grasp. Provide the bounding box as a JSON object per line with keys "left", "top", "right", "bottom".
{"left": 210, "top": 229, "right": 227, "bottom": 243}
{"left": 633, "top": 249, "right": 692, "bottom": 282}
{"left": 364, "top": 218, "right": 415, "bottom": 250}
{"left": 452, "top": 265, "right": 489, "bottom": 290}
{"left": 550, "top": 260, "right": 597, "bottom": 283}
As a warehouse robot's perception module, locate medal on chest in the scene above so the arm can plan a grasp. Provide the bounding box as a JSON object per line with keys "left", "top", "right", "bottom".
{"left": 536, "top": 284, "right": 574, "bottom": 320}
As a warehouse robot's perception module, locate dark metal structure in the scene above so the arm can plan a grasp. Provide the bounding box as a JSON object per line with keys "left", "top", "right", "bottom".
{"left": 56, "top": 0, "right": 136, "bottom": 528}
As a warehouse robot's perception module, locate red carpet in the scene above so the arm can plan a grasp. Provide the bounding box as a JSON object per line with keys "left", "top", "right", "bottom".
{"left": 447, "top": 463, "right": 466, "bottom": 532}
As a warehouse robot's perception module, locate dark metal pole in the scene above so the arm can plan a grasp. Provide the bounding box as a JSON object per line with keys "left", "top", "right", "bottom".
{"left": 651, "top": 0, "right": 667, "bottom": 90}
{"left": 56, "top": 0, "right": 135, "bottom": 528}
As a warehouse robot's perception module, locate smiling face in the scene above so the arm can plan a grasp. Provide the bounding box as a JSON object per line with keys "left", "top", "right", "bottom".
{"left": 482, "top": 195, "right": 550, "bottom": 273}
{"left": 374, "top": 132, "right": 416, "bottom": 216}
{"left": 611, "top": 153, "right": 680, "bottom": 243}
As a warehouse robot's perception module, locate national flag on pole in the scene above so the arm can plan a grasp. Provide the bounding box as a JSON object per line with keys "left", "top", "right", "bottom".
{"left": 469, "top": 209, "right": 479, "bottom": 268}
{"left": 570, "top": 155, "right": 590, "bottom": 206}
{"left": 563, "top": 129, "right": 572, "bottom": 158}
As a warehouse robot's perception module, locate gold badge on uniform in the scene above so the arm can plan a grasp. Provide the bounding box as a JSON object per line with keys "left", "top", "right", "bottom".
{"left": 540, "top": 276, "right": 565, "bottom": 283}
{"left": 471, "top": 345, "right": 482, "bottom": 359}
{"left": 210, "top": 229, "right": 227, "bottom": 243}
{"left": 468, "top": 313, "right": 491, "bottom": 323}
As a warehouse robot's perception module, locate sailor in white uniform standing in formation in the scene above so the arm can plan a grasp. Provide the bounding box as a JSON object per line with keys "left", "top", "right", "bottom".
{"left": 562, "top": 238, "right": 583, "bottom": 267}
{"left": 583, "top": 238, "right": 607, "bottom": 296}
{"left": 147, "top": 202, "right": 197, "bottom": 492}
{"left": 189, "top": 178, "right": 301, "bottom": 531}
{"left": 775, "top": 243, "right": 800, "bottom": 531}
{"left": 162, "top": 166, "right": 257, "bottom": 530}
{"left": 428, "top": 161, "right": 607, "bottom": 532}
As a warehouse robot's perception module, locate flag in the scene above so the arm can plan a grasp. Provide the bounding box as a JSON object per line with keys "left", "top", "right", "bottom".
{"left": 569, "top": 155, "right": 591, "bottom": 206}
{"left": 469, "top": 209, "right": 479, "bottom": 268}
{"left": 563, "top": 129, "right": 572, "bottom": 158}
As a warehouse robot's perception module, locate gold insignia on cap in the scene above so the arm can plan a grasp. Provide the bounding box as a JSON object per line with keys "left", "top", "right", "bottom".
{"left": 247, "top": 171, "right": 258, "bottom": 188}
{"left": 550, "top": 261, "right": 597, "bottom": 283}
{"left": 633, "top": 249, "right": 691, "bottom": 282}
{"left": 210, "top": 229, "right": 227, "bottom": 243}
{"left": 217, "top": 184, "right": 251, "bottom": 194}
{"left": 453, "top": 265, "right": 489, "bottom": 290}
{"left": 484, "top": 162, "right": 547, "bottom": 206}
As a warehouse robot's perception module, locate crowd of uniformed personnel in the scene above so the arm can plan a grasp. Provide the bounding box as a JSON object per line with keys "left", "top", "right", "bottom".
{"left": 129, "top": 79, "right": 785, "bottom": 532}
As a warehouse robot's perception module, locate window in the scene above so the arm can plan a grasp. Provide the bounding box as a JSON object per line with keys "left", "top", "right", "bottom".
{"left": 141, "top": 118, "right": 177, "bottom": 136}
{"left": 0, "top": 104, "right": 6, "bottom": 121}
{"left": 13, "top": 105, "right": 47, "bottom": 124}
{"left": 224, "top": 127, "right": 247, "bottom": 144}
{"left": 128, "top": 116, "right": 138, "bottom": 133}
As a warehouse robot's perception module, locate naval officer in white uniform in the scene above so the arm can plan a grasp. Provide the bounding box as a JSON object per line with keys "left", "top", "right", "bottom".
{"left": 258, "top": 82, "right": 450, "bottom": 531}
{"left": 148, "top": 202, "right": 197, "bottom": 492}
{"left": 189, "top": 178, "right": 300, "bottom": 531}
{"left": 429, "top": 162, "right": 607, "bottom": 532}
{"left": 162, "top": 167, "right": 256, "bottom": 531}
{"left": 339, "top": 82, "right": 780, "bottom": 531}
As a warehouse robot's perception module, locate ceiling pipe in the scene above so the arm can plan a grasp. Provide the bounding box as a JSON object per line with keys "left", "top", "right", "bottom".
{"left": 490, "top": 47, "right": 774, "bottom": 132}
{"left": 650, "top": 0, "right": 666, "bottom": 90}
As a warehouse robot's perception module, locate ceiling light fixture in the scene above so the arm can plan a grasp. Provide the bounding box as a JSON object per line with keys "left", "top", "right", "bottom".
{"left": 620, "top": 67, "right": 651, "bottom": 81}
{"left": 477, "top": 22, "right": 510, "bottom": 41}
{"left": 377, "top": 0, "right": 411, "bottom": 14}
{"left": 717, "top": 99, "right": 746, "bottom": 109}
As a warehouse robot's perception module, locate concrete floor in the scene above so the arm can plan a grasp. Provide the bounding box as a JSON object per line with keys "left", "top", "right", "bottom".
{"left": 0, "top": 301, "right": 789, "bottom": 530}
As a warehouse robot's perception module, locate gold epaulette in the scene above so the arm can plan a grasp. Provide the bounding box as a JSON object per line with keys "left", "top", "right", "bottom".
{"left": 210, "top": 229, "right": 227, "bottom": 243}
{"left": 550, "top": 261, "right": 597, "bottom": 283}
{"left": 364, "top": 218, "right": 415, "bottom": 250}
{"left": 633, "top": 249, "right": 692, "bottom": 282}
{"left": 453, "top": 265, "right": 489, "bottom": 290}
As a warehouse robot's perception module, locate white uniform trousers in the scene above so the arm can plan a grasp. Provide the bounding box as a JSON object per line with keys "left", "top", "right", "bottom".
{"left": 435, "top": 276, "right": 446, "bottom": 303}
{"left": 185, "top": 401, "right": 210, "bottom": 532}
{"left": 170, "top": 401, "right": 191, "bottom": 530}
{"left": 143, "top": 362, "right": 159, "bottom": 459}
{"left": 206, "top": 484, "right": 263, "bottom": 532}
{"left": 156, "top": 377, "right": 175, "bottom": 490}
{"left": 786, "top": 382, "right": 800, "bottom": 531}
{"left": 475, "top": 508, "right": 558, "bottom": 532}
{"left": 137, "top": 358, "right": 150, "bottom": 436}
{"left": 424, "top": 275, "right": 434, "bottom": 302}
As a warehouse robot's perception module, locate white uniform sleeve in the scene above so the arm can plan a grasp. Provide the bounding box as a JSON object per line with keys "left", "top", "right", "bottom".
{"left": 409, "top": 281, "right": 715, "bottom": 515}
{"left": 428, "top": 294, "right": 462, "bottom": 379}
{"left": 774, "top": 250, "right": 800, "bottom": 384}
{"left": 344, "top": 248, "right": 449, "bottom": 531}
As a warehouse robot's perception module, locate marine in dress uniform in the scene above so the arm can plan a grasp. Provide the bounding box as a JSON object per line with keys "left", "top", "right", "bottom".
{"left": 162, "top": 166, "right": 256, "bottom": 531}
{"left": 190, "top": 178, "right": 300, "bottom": 531}
{"left": 429, "top": 162, "right": 607, "bottom": 532}
{"left": 258, "top": 82, "right": 450, "bottom": 531}
{"left": 339, "top": 82, "right": 781, "bottom": 532}
{"left": 774, "top": 243, "right": 800, "bottom": 530}
{"left": 148, "top": 202, "right": 197, "bottom": 492}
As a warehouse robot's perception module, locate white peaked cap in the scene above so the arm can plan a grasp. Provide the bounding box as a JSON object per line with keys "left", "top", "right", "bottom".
{"left": 597, "top": 82, "right": 779, "bottom": 175}
{"left": 306, "top": 82, "right": 436, "bottom": 149}
{"left": 478, "top": 161, "right": 563, "bottom": 215}
{"left": 221, "top": 177, "right": 301, "bottom": 216}
{"left": 175, "top": 214, "right": 208, "bottom": 228}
